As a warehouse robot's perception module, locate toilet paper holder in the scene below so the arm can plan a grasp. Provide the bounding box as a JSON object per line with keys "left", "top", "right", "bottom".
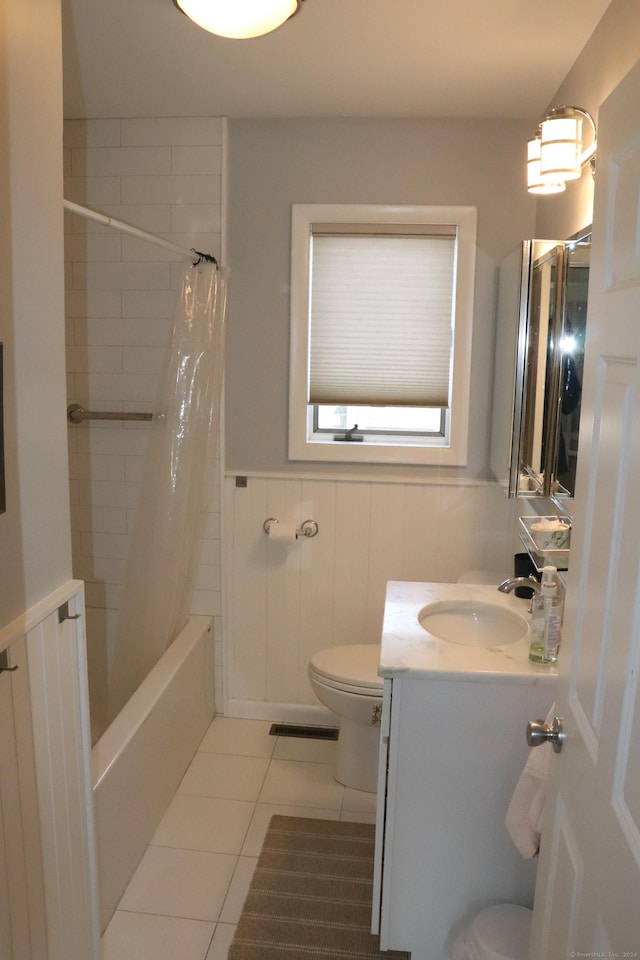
{"left": 263, "top": 518, "right": 319, "bottom": 539}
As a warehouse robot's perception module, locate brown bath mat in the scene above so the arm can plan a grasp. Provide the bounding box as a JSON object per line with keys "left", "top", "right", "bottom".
{"left": 228, "top": 815, "right": 409, "bottom": 959}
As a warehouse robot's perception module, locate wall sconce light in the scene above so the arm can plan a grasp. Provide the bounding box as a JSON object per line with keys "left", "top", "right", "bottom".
{"left": 527, "top": 135, "right": 566, "bottom": 195}
{"left": 527, "top": 105, "right": 597, "bottom": 195}
{"left": 172, "top": 0, "right": 305, "bottom": 38}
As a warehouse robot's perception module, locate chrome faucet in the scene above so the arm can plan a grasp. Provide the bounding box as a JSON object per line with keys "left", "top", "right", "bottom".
{"left": 498, "top": 575, "right": 541, "bottom": 594}
{"left": 497, "top": 575, "right": 542, "bottom": 612}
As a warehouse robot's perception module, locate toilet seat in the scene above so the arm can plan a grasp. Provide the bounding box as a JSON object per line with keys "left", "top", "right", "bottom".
{"left": 309, "top": 644, "right": 383, "bottom": 695}
{"left": 309, "top": 672, "right": 382, "bottom": 697}
{"left": 464, "top": 904, "right": 532, "bottom": 960}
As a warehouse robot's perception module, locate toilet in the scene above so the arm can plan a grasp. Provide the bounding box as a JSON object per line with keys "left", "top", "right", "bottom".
{"left": 308, "top": 644, "right": 383, "bottom": 793}
{"left": 450, "top": 903, "right": 532, "bottom": 960}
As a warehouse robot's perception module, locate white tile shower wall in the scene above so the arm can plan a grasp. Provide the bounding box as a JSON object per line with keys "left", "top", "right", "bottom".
{"left": 224, "top": 475, "right": 521, "bottom": 718}
{"left": 64, "top": 117, "right": 226, "bottom": 723}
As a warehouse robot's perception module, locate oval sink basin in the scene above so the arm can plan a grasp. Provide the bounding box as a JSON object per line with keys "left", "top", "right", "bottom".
{"left": 418, "top": 600, "right": 529, "bottom": 647}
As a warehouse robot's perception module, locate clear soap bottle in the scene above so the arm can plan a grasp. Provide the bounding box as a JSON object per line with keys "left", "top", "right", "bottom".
{"left": 529, "top": 565, "right": 563, "bottom": 664}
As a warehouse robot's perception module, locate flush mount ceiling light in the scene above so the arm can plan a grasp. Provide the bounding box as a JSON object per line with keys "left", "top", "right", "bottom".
{"left": 173, "top": 0, "right": 305, "bottom": 38}
{"left": 527, "top": 105, "right": 597, "bottom": 196}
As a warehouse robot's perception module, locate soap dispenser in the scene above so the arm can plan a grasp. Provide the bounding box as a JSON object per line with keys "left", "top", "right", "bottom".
{"left": 529, "top": 565, "right": 563, "bottom": 664}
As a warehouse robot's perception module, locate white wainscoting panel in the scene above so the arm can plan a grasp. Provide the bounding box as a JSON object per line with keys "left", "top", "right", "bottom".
{"left": 0, "top": 636, "right": 47, "bottom": 960}
{"left": 224, "top": 475, "right": 519, "bottom": 718}
{"left": 23, "top": 583, "right": 99, "bottom": 960}
{"left": 0, "top": 580, "right": 99, "bottom": 960}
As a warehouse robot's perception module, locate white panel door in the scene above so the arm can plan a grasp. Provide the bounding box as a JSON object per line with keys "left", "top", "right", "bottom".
{"left": 530, "top": 58, "right": 640, "bottom": 957}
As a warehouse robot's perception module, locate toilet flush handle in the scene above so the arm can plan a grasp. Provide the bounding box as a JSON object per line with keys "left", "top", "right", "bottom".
{"left": 526, "top": 716, "right": 564, "bottom": 754}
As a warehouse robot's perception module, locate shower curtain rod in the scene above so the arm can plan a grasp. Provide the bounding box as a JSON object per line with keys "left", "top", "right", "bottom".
{"left": 63, "top": 199, "right": 217, "bottom": 265}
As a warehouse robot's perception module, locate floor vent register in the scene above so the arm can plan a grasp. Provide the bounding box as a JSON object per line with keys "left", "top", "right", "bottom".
{"left": 269, "top": 723, "right": 339, "bottom": 741}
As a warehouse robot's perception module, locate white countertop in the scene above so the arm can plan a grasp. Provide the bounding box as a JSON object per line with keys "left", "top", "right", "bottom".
{"left": 380, "top": 580, "right": 558, "bottom": 683}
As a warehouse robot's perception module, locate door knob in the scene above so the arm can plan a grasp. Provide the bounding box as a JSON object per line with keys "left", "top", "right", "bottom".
{"left": 526, "top": 716, "right": 564, "bottom": 754}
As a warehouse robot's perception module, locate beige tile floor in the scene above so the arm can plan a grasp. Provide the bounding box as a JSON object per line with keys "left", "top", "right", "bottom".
{"left": 101, "top": 717, "right": 378, "bottom": 960}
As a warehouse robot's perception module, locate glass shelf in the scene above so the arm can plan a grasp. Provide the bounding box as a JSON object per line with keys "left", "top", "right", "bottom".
{"left": 519, "top": 516, "right": 570, "bottom": 572}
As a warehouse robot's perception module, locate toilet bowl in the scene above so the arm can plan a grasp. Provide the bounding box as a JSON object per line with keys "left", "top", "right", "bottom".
{"left": 308, "top": 644, "right": 383, "bottom": 793}
{"left": 450, "top": 904, "right": 532, "bottom": 960}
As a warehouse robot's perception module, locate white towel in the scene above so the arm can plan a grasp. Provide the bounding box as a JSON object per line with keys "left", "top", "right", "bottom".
{"left": 505, "top": 704, "right": 555, "bottom": 859}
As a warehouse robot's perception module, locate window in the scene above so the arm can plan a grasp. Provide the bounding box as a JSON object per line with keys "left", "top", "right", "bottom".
{"left": 289, "top": 204, "right": 477, "bottom": 465}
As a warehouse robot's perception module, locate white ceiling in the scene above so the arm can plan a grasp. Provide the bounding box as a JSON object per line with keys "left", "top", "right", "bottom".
{"left": 62, "top": 0, "right": 613, "bottom": 122}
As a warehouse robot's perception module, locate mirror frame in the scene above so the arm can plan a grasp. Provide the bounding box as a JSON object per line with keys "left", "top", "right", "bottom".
{"left": 550, "top": 227, "right": 590, "bottom": 507}
{"left": 492, "top": 228, "right": 591, "bottom": 500}
{"left": 510, "top": 241, "right": 565, "bottom": 497}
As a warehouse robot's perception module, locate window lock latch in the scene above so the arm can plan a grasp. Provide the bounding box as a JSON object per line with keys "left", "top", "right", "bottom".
{"left": 334, "top": 423, "right": 363, "bottom": 442}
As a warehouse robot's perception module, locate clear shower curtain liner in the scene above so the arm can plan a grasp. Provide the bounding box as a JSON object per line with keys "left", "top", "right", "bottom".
{"left": 108, "top": 261, "right": 228, "bottom": 721}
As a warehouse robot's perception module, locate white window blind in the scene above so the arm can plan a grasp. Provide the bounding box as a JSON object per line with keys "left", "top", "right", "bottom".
{"left": 309, "top": 231, "right": 456, "bottom": 408}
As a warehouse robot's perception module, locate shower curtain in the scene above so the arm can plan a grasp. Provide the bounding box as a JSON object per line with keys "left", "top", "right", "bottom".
{"left": 108, "top": 261, "right": 228, "bottom": 721}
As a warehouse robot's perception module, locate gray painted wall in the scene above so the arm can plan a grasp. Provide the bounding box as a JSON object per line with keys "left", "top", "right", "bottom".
{"left": 0, "top": 0, "right": 72, "bottom": 629}
{"left": 535, "top": 0, "right": 640, "bottom": 240}
{"left": 226, "top": 117, "right": 536, "bottom": 479}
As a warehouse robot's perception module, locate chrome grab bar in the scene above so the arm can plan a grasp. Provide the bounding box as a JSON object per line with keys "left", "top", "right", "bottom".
{"left": 67, "top": 403, "right": 153, "bottom": 424}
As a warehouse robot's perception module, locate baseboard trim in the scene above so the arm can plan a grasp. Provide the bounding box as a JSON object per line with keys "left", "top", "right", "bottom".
{"left": 223, "top": 699, "right": 335, "bottom": 725}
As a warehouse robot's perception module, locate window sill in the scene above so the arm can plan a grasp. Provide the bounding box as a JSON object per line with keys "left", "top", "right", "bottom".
{"left": 288, "top": 435, "right": 468, "bottom": 466}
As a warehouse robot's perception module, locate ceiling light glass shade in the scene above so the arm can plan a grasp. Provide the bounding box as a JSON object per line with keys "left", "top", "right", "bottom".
{"left": 539, "top": 112, "right": 583, "bottom": 182}
{"left": 527, "top": 136, "right": 566, "bottom": 195}
{"left": 174, "top": 0, "right": 302, "bottom": 38}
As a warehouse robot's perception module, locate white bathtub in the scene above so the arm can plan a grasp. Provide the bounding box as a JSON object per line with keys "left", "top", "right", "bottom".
{"left": 91, "top": 615, "right": 214, "bottom": 932}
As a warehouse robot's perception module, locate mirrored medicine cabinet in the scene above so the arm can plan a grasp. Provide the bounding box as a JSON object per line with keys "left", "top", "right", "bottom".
{"left": 490, "top": 230, "right": 590, "bottom": 500}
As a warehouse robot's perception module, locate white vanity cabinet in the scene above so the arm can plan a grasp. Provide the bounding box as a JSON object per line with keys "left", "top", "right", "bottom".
{"left": 372, "top": 581, "right": 557, "bottom": 960}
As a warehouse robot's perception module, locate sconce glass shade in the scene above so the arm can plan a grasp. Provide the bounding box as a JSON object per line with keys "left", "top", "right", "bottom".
{"left": 174, "top": 0, "right": 302, "bottom": 38}
{"left": 539, "top": 110, "right": 583, "bottom": 182}
{"left": 527, "top": 136, "right": 566, "bottom": 195}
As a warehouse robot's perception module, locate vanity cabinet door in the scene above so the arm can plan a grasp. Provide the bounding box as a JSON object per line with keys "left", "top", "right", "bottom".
{"left": 375, "top": 674, "right": 554, "bottom": 960}
{"left": 371, "top": 679, "right": 392, "bottom": 937}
